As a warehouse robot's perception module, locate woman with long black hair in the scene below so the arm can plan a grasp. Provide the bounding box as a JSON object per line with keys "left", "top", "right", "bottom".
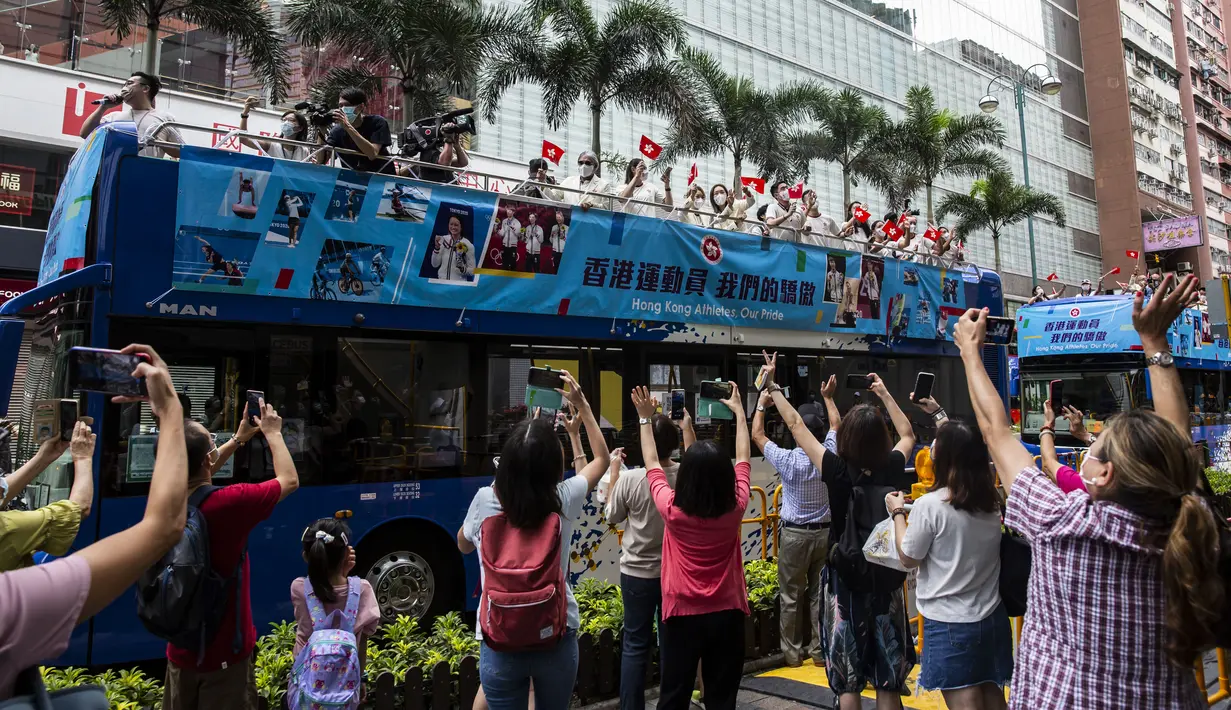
{"left": 459, "top": 372, "right": 610, "bottom": 710}
{"left": 631, "top": 383, "right": 750, "bottom": 710}
{"left": 887, "top": 413, "right": 1011, "bottom": 710}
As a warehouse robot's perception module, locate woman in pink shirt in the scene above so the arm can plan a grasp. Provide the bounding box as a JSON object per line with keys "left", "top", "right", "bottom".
{"left": 631, "top": 384, "right": 750, "bottom": 710}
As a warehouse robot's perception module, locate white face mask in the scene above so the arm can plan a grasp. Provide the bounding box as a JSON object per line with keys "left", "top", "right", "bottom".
{"left": 714, "top": 193, "right": 728, "bottom": 207}
{"left": 693, "top": 197, "right": 706, "bottom": 209}
{"left": 579, "top": 163, "right": 595, "bottom": 178}
{"left": 280, "top": 121, "right": 297, "bottom": 138}
{"left": 777, "top": 190, "right": 789, "bottom": 202}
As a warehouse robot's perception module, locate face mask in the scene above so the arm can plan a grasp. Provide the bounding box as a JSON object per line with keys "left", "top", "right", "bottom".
{"left": 341, "top": 106, "right": 357, "bottom": 121}
{"left": 280, "top": 121, "right": 297, "bottom": 137}
{"left": 777, "top": 191, "right": 789, "bottom": 202}
{"left": 714, "top": 193, "right": 728, "bottom": 207}
{"left": 579, "top": 163, "right": 595, "bottom": 178}
{"left": 693, "top": 197, "right": 706, "bottom": 209}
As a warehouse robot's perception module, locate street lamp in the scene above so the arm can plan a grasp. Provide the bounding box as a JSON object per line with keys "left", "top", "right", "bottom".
{"left": 978, "top": 63, "right": 1062, "bottom": 287}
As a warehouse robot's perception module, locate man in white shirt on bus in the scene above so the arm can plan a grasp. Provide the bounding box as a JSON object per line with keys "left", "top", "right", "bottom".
{"left": 545, "top": 150, "right": 613, "bottom": 211}
{"left": 498, "top": 206, "right": 522, "bottom": 272}
{"left": 79, "top": 72, "right": 184, "bottom": 159}
{"left": 765, "top": 181, "right": 806, "bottom": 241}
{"left": 524, "top": 212, "right": 545, "bottom": 273}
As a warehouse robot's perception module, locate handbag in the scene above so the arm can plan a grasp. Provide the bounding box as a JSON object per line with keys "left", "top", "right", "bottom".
{"left": 999, "top": 527, "right": 1031, "bottom": 618}
{"left": 862, "top": 517, "right": 909, "bottom": 573}
{"left": 0, "top": 668, "right": 107, "bottom": 710}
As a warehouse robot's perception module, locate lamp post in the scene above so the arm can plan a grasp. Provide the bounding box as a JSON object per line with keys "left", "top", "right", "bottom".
{"left": 978, "top": 64, "right": 1063, "bottom": 287}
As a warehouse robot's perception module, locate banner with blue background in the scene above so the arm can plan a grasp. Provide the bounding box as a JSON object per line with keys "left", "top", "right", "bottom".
{"left": 37, "top": 126, "right": 111, "bottom": 285}
{"left": 172, "top": 147, "right": 989, "bottom": 340}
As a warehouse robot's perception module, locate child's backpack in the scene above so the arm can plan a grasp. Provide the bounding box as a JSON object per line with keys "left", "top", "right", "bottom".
{"left": 288, "top": 577, "right": 363, "bottom": 710}
{"left": 477, "top": 512, "right": 567, "bottom": 652}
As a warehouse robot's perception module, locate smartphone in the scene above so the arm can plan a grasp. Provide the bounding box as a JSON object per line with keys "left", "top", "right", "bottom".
{"left": 246, "top": 390, "right": 264, "bottom": 422}
{"left": 1049, "top": 379, "right": 1064, "bottom": 409}
{"left": 670, "top": 389, "right": 685, "bottom": 420}
{"left": 58, "top": 399, "right": 79, "bottom": 442}
{"left": 912, "top": 372, "right": 935, "bottom": 402}
{"left": 985, "top": 316, "right": 1016, "bottom": 346}
{"left": 68, "top": 347, "right": 149, "bottom": 396}
{"left": 845, "top": 373, "right": 870, "bottom": 390}
{"left": 699, "top": 380, "right": 733, "bottom": 401}
{"left": 525, "top": 367, "right": 565, "bottom": 410}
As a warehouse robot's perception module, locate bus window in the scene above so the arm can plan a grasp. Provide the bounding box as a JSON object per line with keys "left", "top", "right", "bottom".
{"left": 486, "top": 345, "right": 582, "bottom": 464}
{"left": 1195, "top": 371, "right": 1223, "bottom": 424}
{"left": 643, "top": 359, "right": 729, "bottom": 465}
{"left": 1021, "top": 370, "right": 1140, "bottom": 441}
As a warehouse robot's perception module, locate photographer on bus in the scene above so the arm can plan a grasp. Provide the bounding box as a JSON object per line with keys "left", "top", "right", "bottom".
{"left": 320, "top": 87, "right": 394, "bottom": 174}
{"left": 398, "top": 115, "right": 470, "bottom": 184}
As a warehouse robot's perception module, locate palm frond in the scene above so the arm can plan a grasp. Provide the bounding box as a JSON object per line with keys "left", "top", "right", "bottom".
{"left": 186, "top": 0, "right": 291, "bottom": 102}
{"left": 98, "top": 0, "right": 145, "bottom": 41}
{"left": 285, "top": 0, "right": 374, "bottom": 48}
{"left": 601, "top": 0, "right": 687, "bottom": 65}
{"left": 942, "top": 147, "right": 1010, "bottom": 181}
{"left": 609, "top": 58, "right": 700, "bottom": 128}
{"left": 309, "top": 65, "right": 386, "bottom": 107}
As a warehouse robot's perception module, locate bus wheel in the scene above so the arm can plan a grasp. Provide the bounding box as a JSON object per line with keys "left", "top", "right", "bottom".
{"left": 358, "top": 524, "right": 462, "bottom": 624}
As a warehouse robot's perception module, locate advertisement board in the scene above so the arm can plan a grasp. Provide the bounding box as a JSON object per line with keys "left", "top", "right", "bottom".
{"left": 1143, "top": 214, "right": 1202, "bottom": 253}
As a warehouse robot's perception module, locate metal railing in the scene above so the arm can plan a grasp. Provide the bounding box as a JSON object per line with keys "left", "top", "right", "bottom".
{"left": 136, "top": 122, "right": 985, "bottom": 273}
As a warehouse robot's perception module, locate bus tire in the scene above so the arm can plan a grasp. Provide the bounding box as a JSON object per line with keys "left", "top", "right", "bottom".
{"left": 356, "top": 521, "right": 463, "bottom": 625}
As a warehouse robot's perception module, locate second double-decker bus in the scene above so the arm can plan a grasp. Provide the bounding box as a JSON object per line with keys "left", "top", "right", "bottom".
{"left": 0, "top": 124, "right": 1008, "bottom": 665}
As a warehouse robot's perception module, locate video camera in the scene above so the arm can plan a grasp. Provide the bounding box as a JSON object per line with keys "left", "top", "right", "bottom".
{"left": 294, "top": 101, "right": 335, "bottom": 128}
{"left": 902, "top": 199, "right": 921, "bottom": 218}
{"left": 400, "top": 107, "right": 476, "bottom": 157}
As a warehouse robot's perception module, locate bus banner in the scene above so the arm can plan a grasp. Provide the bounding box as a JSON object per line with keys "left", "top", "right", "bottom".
{"left": 171, "top": 146, "right": 981, "bottom": 339}
{"left": 37, "top": 125, "right": 110, "bottom": 285}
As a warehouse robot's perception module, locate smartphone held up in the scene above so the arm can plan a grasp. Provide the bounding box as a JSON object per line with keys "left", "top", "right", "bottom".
{"left": 68, "top": 347, "right": 149, "bottom": 397}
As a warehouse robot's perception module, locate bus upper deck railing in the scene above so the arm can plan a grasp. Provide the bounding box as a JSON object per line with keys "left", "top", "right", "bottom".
{"left": 135, "top": 122, "right": 986, "bottom": 275}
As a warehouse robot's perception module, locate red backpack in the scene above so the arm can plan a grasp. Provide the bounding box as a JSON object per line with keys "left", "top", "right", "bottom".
{"left": 478, "top": 512, "right": 568, "bottom": 652}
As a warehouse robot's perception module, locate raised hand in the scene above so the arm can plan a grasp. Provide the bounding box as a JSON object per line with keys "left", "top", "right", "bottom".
{"left": 258, "top": 400, "right": 283, "bottom": 436}
{"left": 557, "top": 370, "right": 590, "bottom": 413}
{"left": 718, "top": 380, "right": 744, "bottom": 416}
{"left": 560, "top": 402, "right": 583, "bottom": 437}
{"left": 821, "top": 374, "right": 837, "bottom": 399}
{"left": 70, "top": 421, "right": 96, "bottom": 462}
{"left": 1043, "top": 399, "right": 1056, "bottom": 430}
{"left": 1063, "top": 405, "right": 1089, "bottom": 441}
{"left": 912, "top": 395, "right": 940, "bottom": 415}
{"left": 953, "top": 308, "right": 987, "bottom": 356}
{"left": 112, "top": 344, "right": 179, "bottom": 420}
{"left": 631, "top": 386, "right": 656, "bottom": 420}
{"left": 867, "top": 373, "right": 889, "bottom": 399}
{"left": 760, "top": 349, "right": 777, "bottom": 385}
{"left": 1133, "top": 273, "right": 1198, "bottom": 346}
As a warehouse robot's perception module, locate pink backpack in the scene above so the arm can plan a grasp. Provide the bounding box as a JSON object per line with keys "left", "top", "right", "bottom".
{"left": 478, "top": 512, "right": 567, "bottom": 651}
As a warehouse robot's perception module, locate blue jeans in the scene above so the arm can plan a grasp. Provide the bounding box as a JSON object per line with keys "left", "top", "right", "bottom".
{"left": 479, "top": 630, "right": 578, "bottom": 710}
{"left": 919, "top": 603, "right": 1013, "bottom": 692}
{"left": 619, "top": 574, "right": 662, "bottom": 710}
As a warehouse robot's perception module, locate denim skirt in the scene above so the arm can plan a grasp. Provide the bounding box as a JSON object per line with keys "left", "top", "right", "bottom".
{"left": 919, "top": 602, "right": 1014, "bottom": 692}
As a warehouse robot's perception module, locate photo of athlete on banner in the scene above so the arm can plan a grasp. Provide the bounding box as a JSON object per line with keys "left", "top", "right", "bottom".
{"left": 376, "top": 181, "right": 430, "bottom": 222}
{"left": 218, "top": 168, "right": 270, "bottom": 220}
{"left": 315, "top": 238, "right": 394, "bottom": 301}
{"left": 265, "top": 189, "right": 315, "bottom": 247}
{"left": 173, "top": 225, "right": 259, "bottom": 288}
{"left": 823, "top": 254, "right": 845, "bottom": 303}
{"left": 832, "top": 277, "right": 861, "bottom": 327}
{"left": 420, "top": 203, "right": 477, "bottom": 284}
{"left": 324, "top": 169, "right": 371, "bottom": 223}
{"left": 478, "top": 197, "right": 571, "bottom": 275}
{"left": 858, "top": 255, "right": 883, "bottom": 319}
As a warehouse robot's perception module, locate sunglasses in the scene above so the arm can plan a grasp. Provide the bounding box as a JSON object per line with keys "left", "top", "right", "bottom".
{"left": 578, "top": 160, "right": 596, "bottom": 166}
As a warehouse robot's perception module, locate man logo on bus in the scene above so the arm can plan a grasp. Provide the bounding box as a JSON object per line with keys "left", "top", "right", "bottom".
{"left": 701, "top": 235, "right": 723, "bottom": 265}
{"left": 1070, "top": 307, "right": 1081, "bottom": 318}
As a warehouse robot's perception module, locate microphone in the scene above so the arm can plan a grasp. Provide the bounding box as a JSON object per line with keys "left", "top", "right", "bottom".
{"left": 91, "top": 94, "right": 120, "bottom": 105}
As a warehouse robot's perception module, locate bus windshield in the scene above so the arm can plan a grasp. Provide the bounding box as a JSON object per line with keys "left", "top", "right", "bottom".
{"left": 1020, "top": 369, "right": 1144, "bottom": 438}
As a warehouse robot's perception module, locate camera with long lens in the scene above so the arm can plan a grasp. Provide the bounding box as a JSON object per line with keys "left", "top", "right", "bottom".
{"left": 400, "top": 107, "right": 476, "bottom": 157}
{"left": 294, "top": 101, "right": 335, "bottom": 128}
{"left": 902, "top": 199, "right": 921, "bottom": 218}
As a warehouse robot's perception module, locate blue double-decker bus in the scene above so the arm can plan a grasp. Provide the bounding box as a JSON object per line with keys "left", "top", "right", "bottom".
{"left": 0, "top": 124, "right": 1007, "bottom": 665}
{"left": 1016, "top": 293, "right": 1231, "bottom": 469}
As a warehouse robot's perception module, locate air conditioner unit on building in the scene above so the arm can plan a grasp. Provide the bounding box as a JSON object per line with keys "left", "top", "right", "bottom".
{"left": 1149, "top": 129, "right": 1159, "bottom": 137}
{"left": 1135, "top": 65, "right": 1149, "bottom": 77}
{"left": 1172, "top": 144, "right": 1184, "bottom": 154}
{"left": 1178, "top": 261, "right": 1195, "bottom": 272}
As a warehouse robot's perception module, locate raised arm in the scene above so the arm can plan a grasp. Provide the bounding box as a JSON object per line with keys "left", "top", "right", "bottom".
{"left": 751, "top": 389, "right": 773, "bottom": 453}
{"left": 720, "top": 381, "right": 750, "bottom": 465}
{"left": 74, "top": 344, "right": 188, "bottom": 622}
{"left": 603, "top": 448, "right": 626, "bottom": 522}
{"left": 631, "top": 386, "right": 660, "bottom": 471}
{"left": 259, "top": 401, "right": 300, "bottom": 502}
{"left": 680, "top": 407, "right": 696, "bottom": 451}
{"left": 1, "top": 437, "right": 68, "bottom": 508}
{"left": 561, "top": 403, "right": 586, "bottom": 470}
{"left": 238, "top": 96, "right": 269, "bottom": 153}
{"left": 868, "top": 373, "right": 915, "bottom": 457}
{"left": 821, "top": 375, "right": 841, "bottom": 435}
{"left": 1062, "top": 405, "right": 1094, "bottom": 446}
{"left": 67, "top": 421, "right": 96, "bottom": 518}
{"left": 1039, "top": 400, "right": 1062, "bottom": 483}
{"left": 211, "top": 409, "right": 258, "bottom": 475}
{"left": 560, "top": 371, "right": 609, "bottom": 490}
{"left": 1134, "top": 273, "right": 1200, "bottom": 438}
{"left": 954, "top": 309, "right": 1034, "bottom": 492}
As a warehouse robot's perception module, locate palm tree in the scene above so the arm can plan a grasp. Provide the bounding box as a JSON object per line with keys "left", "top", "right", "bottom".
{"left": 99, "top": 0, "right": 291, "bottom": 102}
{"left": 288, "top": 0, "right": 523, "bottom": 123}
{"left": 893, "top": 85, "right": 1008, "bottom": 222}
{"left": 478, "top": 0, "right": 696, "bottom": 173}
{"left": 655, "top": 47, "right": 828, "bottom": 184}
{"left": 936, "top": 170, "right": 1066, "bottom": 272}
{"left": 784, "top": 89, "right": 893, "bottom": 206}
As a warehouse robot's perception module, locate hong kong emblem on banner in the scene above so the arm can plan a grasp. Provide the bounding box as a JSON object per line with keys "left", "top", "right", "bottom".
{"left": 701, "top": 235, "right": 723, "bottom": 265}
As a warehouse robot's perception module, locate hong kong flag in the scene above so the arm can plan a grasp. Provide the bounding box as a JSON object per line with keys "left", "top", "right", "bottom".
{"left": 1110, "top": 266, "right": 1121, "bottom": 275}
{"left": 741, "top": 176, "right": 766, "bottom": 194}
{"left": 882, "top": 220, "right": 902, "bottom": 240}
{"left": 638, "top": 135, "right": 662, "bottom": 160}
{"left": 1046, "top": 272, "right": 1058, "bottom": 281}
{"left": 687, "top": 162, "right": 698, "bottom": 186}
{"left": 1126, "top": 249, "right": 1140, "bottom": 259}
{"left": 922, "top": 226, "right": 940, "bottom": 241}
{"left": 541, "top": 140, "right": 564, "bottom": 165}
{"left": 852, "top": 205, "right": 871, "bottom": 222}
{"left": 787, "top": 181, "right": 804, "bottom": 199}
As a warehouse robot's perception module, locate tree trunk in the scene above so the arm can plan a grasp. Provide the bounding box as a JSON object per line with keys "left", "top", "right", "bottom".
{"left": 843, "top": 169, "right": 852, "bottom": 208}
{"left": 733, "top": 153, "right": 743, "bottom": 192}
{"left": 143, "top": 21, "right": 160, "bottom": 77}
{"left": 992, "top": 231, "right": 1002, "bottom": 273}
{"left": 926, "top": 182, "right": 934, "bottom": 224}
{"left": 590, "top": 105, "right": 602, "bottom": 177}
{"left": 401, "top": 85, "right": 413, "bottom": 136}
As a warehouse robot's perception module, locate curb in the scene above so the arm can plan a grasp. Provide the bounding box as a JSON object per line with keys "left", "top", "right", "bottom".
{"left": 575, "top": 654, "right": 786, "bottom": 710}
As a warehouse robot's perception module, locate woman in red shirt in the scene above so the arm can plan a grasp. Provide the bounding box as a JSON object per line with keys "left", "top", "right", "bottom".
{"left": 631, "top": 384, "right": 750, "bottom": 710}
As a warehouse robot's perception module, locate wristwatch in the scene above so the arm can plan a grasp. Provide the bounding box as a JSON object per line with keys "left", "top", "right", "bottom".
{"left": 1146, "top": 351, "right": 1175, "bottom": 368}
{"left": 932, "top": 408, "right": 947, "bottom": 422}
{"left": 638, "top": 417, "right": 651, "bottom": 425}
{"left": 756, "top": 404, "right": 766, "bottom": 412}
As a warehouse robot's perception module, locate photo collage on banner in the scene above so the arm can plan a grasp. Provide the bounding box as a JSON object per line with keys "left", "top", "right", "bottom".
{"left": 476, "top": 198, "right": 572, "bottom": 276}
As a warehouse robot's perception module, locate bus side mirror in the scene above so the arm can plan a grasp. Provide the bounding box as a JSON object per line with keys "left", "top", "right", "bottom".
{"left": 0, "top": 320, "right": 27, "bottom": 418}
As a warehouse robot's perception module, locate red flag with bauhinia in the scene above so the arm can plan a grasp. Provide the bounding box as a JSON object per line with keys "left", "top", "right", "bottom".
{"left": 922, "top": 226, "right": 940, "bottom": 241}
{"left": 638, "top": 135, "right": 662, "bottom": 160}
{"left": 883, "top": 221, "right": 902, "bottom": 240}
{"left": 853, "top": 205, "right": 871, "bottom": 222}
{"left": 1110, "top": 266, "right": 1121, "bottom": 275}
{"left": 741, "top": 176, "right": 766, "bottom": 194}
{"left": 1047, "top": 273, "right": 1058, "bottom": 281}
{"left": 541, "top": 140, "right": 564, "bottom": 165}
{"left": 687, "top": 162, "right": 698, "bottom": 186}
{"left": 1126, "top": 249, "right": 1140, "bottom": 259}
{"left": 787, "top": 181, "right": 804, "bottom": 199}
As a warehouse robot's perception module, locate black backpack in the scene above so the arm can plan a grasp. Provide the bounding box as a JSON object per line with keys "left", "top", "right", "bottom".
{"left": 829, "top": 476, "right": 908, "bottom": 594}
{"left": 0, "top": 668, "right": 106, "bottom": 709}
{"left": 134, "top": 485, "right": 245, "bottom": 664}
